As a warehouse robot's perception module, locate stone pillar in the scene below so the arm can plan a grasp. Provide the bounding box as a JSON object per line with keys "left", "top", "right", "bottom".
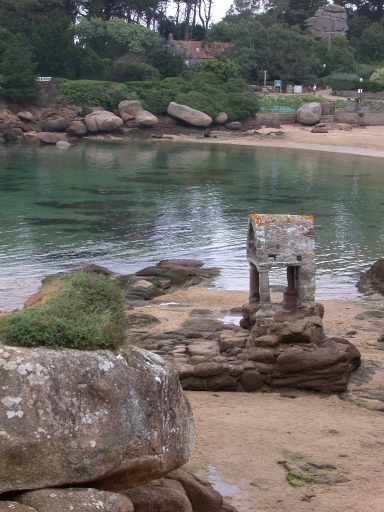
{"left": 282, "top": 265, "right": 298, "bottom": 310}
{"left": 249, "top": 262, "right": 260, "bottom": 302}
{"left": 255, "top": 268, "right": 275, "bottom": 328}
{"left": 259, "top": 269, "right": 271, "bottom": 304}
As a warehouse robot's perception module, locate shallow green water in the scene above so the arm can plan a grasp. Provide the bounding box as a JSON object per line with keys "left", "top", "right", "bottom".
{"left": 0, "top": 140, "right": 383, "bottom": 309}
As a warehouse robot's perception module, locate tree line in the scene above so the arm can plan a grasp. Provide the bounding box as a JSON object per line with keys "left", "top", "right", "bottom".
{"left": 0, "top": 0, "right": 384, "bottom": 103}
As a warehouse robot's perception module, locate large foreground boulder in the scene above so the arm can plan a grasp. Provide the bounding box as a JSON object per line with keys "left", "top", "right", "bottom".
{"left": 167, "top": 102, "right": 212, "bottom": 127}
{"left": 84, "top": 111, "right": 124, "bottom": 133}
{"left": 357, "top": 259, "right": 384, "bottom": 295}
{"left": 15, "top": 488, "right": 134, "bottom": 512}
{"left": 296, "top": 102, "right": 322, "bottom": 125}
{"left": 0, "top": 345, "right": 195, "bottom": 493}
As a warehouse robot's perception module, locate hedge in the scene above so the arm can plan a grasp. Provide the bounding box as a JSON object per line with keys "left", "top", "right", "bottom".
{"left": 61, "top": 80, "right": 130, "bottom": 109}
{"left": 331, "top": 73, "right": 360, "bottom": 91}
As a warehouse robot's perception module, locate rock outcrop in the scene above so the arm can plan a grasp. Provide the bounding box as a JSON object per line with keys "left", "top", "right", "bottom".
{"left": 17, "top": 112, "right": 35, "bottom": 122}
{"left": 15, "top": 488, "right": 134, "bottom": 512}
{"left": 118, "top": 100, "right": 144, "bottom": 121}
{"left": 135, "top": 110, "right": 158, "bottom": 128}
{"left": 306, "top": 4, "right": 348, "bottom": 40}
{"left": 36, "top": 132, "right": 68, "bottom": 144}
{"left": 296, "top": 102, "right": 322, "bottom": 125}
{"left": 65, "top": 121, "right": 88, "bottom": 137}
{"left": 213, "top": 112, "right": 228, "bottom": 124}
{"left": 41, "top": 119, "right": 69, "bottom": 132}
{"left": 167, "top": 102, "right": 212, "bottom": 128}
{"left": 122, "top": 468, "right": 224, "bottom": 512}
{"left": 129, "top": 298, "right": 361, "bottom": 393}
{"left": 84, "top": 111, "right": 124, "bottom": 133}
{"left": 226, "top": 122, "right": 242, "bottom": 131}
{"left": 118, "top": 259, "right": 220, "bottom": 301}
{"left": 357, "top": 259, "right": 384, "bottom": 295}
{"left": 0, "top": 345, "right": 195, "bottom": 493}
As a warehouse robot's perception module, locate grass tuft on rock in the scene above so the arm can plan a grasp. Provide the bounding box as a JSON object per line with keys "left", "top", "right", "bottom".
{"left": 0, "top": 272, "right": 127, "bottom": 350}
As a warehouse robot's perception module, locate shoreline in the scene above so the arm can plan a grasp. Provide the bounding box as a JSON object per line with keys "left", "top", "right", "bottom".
{"left": 158, "top": 124, "right": 384, "bottom": 159}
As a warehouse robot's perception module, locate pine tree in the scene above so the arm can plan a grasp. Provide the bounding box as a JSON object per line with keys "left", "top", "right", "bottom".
{"left": 0, "top": 33, "right": 38, "bottom": 103}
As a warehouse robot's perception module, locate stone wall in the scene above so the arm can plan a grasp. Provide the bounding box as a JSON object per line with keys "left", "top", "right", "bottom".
{"left": 335, "top": 90, "right": 384, "bottom": 100}
{"left": 255, "top": 113, "right": 296, "bottom": 125}
{"left": 334, "top": 109, "right": 384, "bottom": 126}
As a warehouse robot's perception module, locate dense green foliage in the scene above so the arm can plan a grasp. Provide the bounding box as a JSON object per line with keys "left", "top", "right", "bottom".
{"left": 206, "top": 16, "right": 321, "bottom": 83}
{"left": 370, "top": 67, "right": 384, "bottom": 81}
{"left": 61, "top": 80, "right": 130, "bottom": 109}
{"left": 0, "top": 33, "right": 37, "bottom": 102}
{"left": 1, "top": 0, "right": 384, "bottom": 103}
{"left": 0, "top": 272, "right": 127, "bottom": 350}
{"left": 126, "top": 72, "right": 258, "bottom": 119}
{"left": 331, "top": 73, "right": 360, "bottom": 91}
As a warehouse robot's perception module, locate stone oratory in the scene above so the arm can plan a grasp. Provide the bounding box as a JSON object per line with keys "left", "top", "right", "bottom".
{"left": 123, "top": 214, "right": 361, "bottom": 394}
{"left": 247, "top": 213, "right": 315, "bottom": 319}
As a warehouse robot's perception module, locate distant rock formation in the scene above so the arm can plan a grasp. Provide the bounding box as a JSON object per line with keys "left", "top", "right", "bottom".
{"left": 306, "top": 4, "right": 348, "bottom": 40}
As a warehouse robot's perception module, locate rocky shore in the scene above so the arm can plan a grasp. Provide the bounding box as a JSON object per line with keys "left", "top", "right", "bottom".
{"left": 1, "top": 258, "right": 384, "bottom": 511}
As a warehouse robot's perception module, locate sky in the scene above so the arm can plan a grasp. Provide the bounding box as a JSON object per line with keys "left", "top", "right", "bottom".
{"left": 167, "top": 0, "right": 234, "bottom": 24}
{"left": 209, "top": 0, "right": 233, "bottom": 22}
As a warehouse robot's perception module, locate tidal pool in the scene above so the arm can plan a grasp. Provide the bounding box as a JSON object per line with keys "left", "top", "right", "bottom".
{"left": 0, "top": 140, "right": 383, "bottom": 309}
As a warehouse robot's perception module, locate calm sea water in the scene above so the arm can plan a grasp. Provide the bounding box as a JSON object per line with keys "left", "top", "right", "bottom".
{"left": 0, "top": 140, "right": 383, "bottom": 310}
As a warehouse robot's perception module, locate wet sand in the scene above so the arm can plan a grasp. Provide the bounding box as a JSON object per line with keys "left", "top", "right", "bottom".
{"left": 172, "top": 124, "right": 384, "bottom": 159}
{"left": 137, "top": 286, "right": 384, "bottom": 512}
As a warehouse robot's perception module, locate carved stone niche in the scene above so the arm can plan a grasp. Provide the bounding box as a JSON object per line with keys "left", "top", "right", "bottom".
{"left": 247, "top": 214, "right": 316, "bottom": 318}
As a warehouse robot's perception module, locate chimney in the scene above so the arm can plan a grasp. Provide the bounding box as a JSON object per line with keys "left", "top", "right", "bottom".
{"left": 168, "top": 33, "right": 174, "bottom": 41}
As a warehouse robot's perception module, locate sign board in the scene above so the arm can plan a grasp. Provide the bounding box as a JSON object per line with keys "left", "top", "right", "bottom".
{"left": 358, "top": 88, "right": 363, "bottom": 94}
{"left": 274, "top": 80, "right": 282, "bottom": 88}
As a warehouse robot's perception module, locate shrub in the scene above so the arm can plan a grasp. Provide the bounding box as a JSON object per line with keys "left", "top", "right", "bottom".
{"left": 370, "top": 67, "right": 384, "bottom": 82}
{"left": 152, "top": 52, "right": 183, "bottom": 79}
{"left": 107, "top": 61, "right": 160, "bottom": 82}
{"left": 331, "top": 72, "right": 359, "bottom": 91}
{"left": 175, "top": 90, "right": 222, "bottom": 118}
{"left": 142, "top": 88, "right": 176, "bottom": 115}
{"left": 124, "top": 73, "right": 258, "bottom": 119}
{"left": 200, "top": 59, "right": 240, "bottom": 81}
{"left": 81, "top": 105, "right": 93, "bottom": 116}
{"left": 0, "top": 272, "right": 127, "bottom": 350}
{"left": 356, "top": 80, "right": 384, "bottom": 92}
{"left": 223, "top": 92, "right": 258, "bottom": 119}
{"left": 61, "top": 80, "right": 129, "bottom": 108}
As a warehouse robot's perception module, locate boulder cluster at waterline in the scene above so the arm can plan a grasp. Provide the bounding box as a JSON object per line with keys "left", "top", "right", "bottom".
{"left": 0, "top": 98, "right": 234, "bottom": 146}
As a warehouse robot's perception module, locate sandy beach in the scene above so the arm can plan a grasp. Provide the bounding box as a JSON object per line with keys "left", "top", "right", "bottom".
{"left": 135, "top": 285, "right": 384, "bottom": 512}
{"left": 134, "top": 113, "right": 384, "bottom": 511}
{"left": 172, "top": 123, "right": 384, "bottom": 159}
